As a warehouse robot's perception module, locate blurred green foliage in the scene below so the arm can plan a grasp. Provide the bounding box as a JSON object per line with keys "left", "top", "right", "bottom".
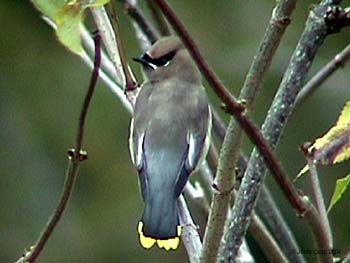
{"left": 0, "top": 0, "right": 349, "bottom": 262}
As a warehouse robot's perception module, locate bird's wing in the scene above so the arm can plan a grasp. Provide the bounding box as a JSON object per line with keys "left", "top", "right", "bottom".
{"left": 174, "top": 101, "right": 212, "bottom": 198}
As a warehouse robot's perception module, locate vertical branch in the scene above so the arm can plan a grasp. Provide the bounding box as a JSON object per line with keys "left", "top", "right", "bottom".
{"left": 106, "top": 2, "right": 137, "bottom": 91}
{"left": 178, "top": 195, "right": 202, "bottom": 263}
{"left": 122, "top": 0, "right": 160, "bottom": 44}
{"left": 202, "top": 1, "right": 299, "bottom": 262}
{"left": 257, "top": 185, "right": 306, "bottom": 263}
{"left": 20, "top": 32, "right": 102, "bottom": 263}
{"left": 144, "top": 0, "right": 171, "bottom": 36}
{"left": 90, "top": 7, "right": 125, "bottom": 85}
{"left": 249, "top": 213, "right": 289, "bottom": 263}
{"left": 306, "top": 157, "right": 333, "bottom": 247}
{"left": 221, "top": 1, "right": 341, "bottom": 262}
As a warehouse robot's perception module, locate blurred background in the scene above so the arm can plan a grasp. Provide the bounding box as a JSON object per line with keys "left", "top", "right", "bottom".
{"left": 0, "top": 0, "right": 349, "bottom": 262}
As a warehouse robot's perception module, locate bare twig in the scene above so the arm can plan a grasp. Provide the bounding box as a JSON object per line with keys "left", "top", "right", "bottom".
{"left": 90, "top": 7, "right": 125, "bottom": 85}
{"left": 122, "top": 0, "right": 160, "bottom": 43}
{"left": 145, "top": 0, "right": 171, "bottom": 36}
{"left": 295, "top": 43, "right": 350, "bottom": 107}
{"left": 221, "top": 1, "right": 341, "bottom": 262}
{"left": 178, "top": 195, "right": 202, "bottom": 263}
{"left": 81, "top": 26, "right": 133, "bottom": 113}
{"left": 306, "top": 157, "right": 333, "bottom": 247}
{"left": 250, "top": 213, "right": 289, "bottom": 263}
{"left": 202, "top": 0, "right": 299, "bottom": 261}
{"left": 257, "top": 185, "right": 306, "bottom": 263}
{"left": 22, "top": 32, "right": 102, "bottom": 263}
{"left": 106, "top": 2, "right": 137, "bottom": 91}
{"left": 184, "top": 181, "right": 209, "bottom": 214}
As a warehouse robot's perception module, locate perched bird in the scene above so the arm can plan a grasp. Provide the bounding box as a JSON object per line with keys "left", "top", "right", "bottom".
{"left": 129, "top": 36, "right": 211, "bottom": 250}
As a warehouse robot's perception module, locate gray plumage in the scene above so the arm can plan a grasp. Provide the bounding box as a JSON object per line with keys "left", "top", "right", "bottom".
{"left": 129, "top": 37, "right": 211, "bottom": 246}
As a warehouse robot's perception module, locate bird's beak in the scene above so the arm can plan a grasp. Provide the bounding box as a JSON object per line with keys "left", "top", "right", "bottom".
{"left": 133, "top": 56, "right": 156, "bottom": 70}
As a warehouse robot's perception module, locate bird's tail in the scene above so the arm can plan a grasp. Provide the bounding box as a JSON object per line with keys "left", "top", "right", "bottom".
{"left": 138, "top": 194, "right": 182, "bottom": 250}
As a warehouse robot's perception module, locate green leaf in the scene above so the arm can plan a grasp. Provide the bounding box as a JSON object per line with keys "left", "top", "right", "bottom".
{"left": 31, "top": 0, "right": 67, "bottom": 19}
{"left": 56, "top": 3, "right": 85, "bottom": 54}
{"left": 31, "top": 0, "right": 110, "bottom": 54}
{"left": 327, "top": 174, "right": 350, "bottom": 213}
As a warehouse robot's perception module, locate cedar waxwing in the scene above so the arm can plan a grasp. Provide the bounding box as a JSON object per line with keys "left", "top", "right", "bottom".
{"left": 129, "top": 36, "right": 211, "bottom": 250}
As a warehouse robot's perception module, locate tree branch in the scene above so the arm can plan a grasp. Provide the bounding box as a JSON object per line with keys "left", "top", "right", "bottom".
{"left": 250, "top": 213, "right": 289, "bottom": 263}
{"left": 122, "top": 0, "right": 160, "bottom": 44}
{"left": 106, "top": 2, "right": 137, "bottom": 91}
{"left": 306, "top": 156, "right": 333, "bottom": 247}
{"left": 144, "top": 0, "right": 171, "bottom": 36}
{"left": 257, "top": 185, "right": 306, "bottom": 263}
{"left": 202, "top": 0, "right": 299, "bottom": 261}
{"left": 178, "top": 195, "right": 202, "bottom": 263}
{"left": 295, "top": 42, "right": 350, "bottom": 107}
{"left": 90, "top": 7, "right": 125, "bottom": 85}
{"left": 18, "top": 32, "right": 102, "bottom": 263}
{"left": 221, "top": 1, "right": 341, "bottom": 262}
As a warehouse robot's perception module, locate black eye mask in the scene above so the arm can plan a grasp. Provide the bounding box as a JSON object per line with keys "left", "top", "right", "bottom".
{"left": 133, "top": 50, "right": 177, "bottom": 69}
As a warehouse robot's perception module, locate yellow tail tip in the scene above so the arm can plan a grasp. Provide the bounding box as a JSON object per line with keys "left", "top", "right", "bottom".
{"left": 137, "top": 222, "right": 182, "bottom": 250}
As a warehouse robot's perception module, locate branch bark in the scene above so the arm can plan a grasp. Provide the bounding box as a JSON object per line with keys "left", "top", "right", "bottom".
{"left": 220, "top": 1, "right": 341, "bottom": 263}
{"left": 202, "top": 1, "right": 299, "bottom": 262}
{"left": 295, "top": 42, "right": 350, "bottom": 107}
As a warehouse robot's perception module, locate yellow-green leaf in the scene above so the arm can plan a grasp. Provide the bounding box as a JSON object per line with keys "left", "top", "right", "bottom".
{"left": 55, "top": 2, "right": 85, "bottom": 54}
{"left": 31, "top": 0, "right": 67, "bottom": 19}
{"left": 327, "top": 174, "right": 350, "bottom": 213}
{"left": 310, "top": 101, "right": 350, "bottom": 165}
{"left": 32, "top": 0, "right": 110, "bottom": 54}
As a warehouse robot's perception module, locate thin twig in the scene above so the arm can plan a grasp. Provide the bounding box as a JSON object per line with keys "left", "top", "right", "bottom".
{"left": 22, "top": 32, "right": 102, "bottom": 263}
{"left": 306, "top": 157, "right": 333, "bottom": 247}
{"left": 178, "top": 195, "right": 202, "bottom": 263}
{"left": 106, "top": 2, "right": 137, "bottom": 91}
{"left": 202, "top": 0, "right": 299, "bottom": 262}
{"left": 145, "top": 0, "right": 171, "bottom": 36}
{"left": 257, "top": 185, "right": 306, "bottom": 263}
{"left": 250, "top": 213, "right": 289, "bottom": 263}
{"left": 184, "top": 181, "right": 209, "bottom": 214}
{"left": 80, "top": 26, "right": 133, "bottom": 113}
{"left": 221, "top": 1, "right": 341, "bottom": 262}
{"left": 90, "top": 7, "right": 125, "bottom": 85}
{"left": 295, "top": 42, "right": 350, "bottom": 107}
{"left": 122, "top": 0, "right": 160, "bottom": 43}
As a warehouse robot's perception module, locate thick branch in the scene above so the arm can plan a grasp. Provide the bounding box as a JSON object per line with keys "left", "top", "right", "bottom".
{"left": 202, "top": 1, "right": 299, "bottom": 262}
{"left": 221, "top": 1, "right": 341, "bottom": 262}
